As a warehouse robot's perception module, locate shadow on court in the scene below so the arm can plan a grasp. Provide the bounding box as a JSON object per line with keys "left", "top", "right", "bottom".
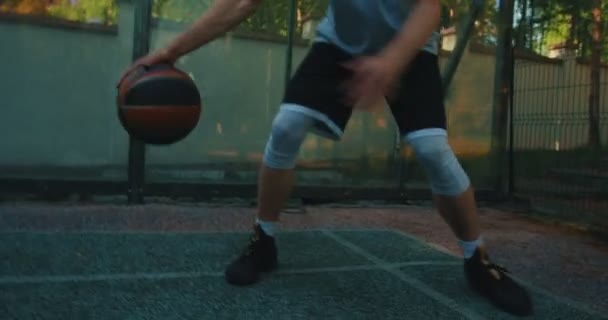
{"left": 0, "top": 229, "right": 605, "bottom": 319}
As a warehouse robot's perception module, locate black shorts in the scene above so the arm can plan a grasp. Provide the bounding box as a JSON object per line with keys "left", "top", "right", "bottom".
{"left": 282, "top": 42, "right": 446, "bottom": 139}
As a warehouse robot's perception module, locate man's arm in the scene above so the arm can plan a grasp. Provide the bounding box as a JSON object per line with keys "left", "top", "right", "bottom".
{"left": 380, "top": 0, "right": 442, "bottom": 71}
{"left": 161, "top": 0, "right": 264, "bottom": 60}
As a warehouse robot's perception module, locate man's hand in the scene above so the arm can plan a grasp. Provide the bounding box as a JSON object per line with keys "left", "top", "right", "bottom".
{"left": 342, "top": 54, "right": 401, "bottom": 110}
{"left": 117, "top": 0, "right": 262, "bottom": 87}
{"left": 117, "top": 48, "right": 177, "bottom": 87}
{"left": 342, "top": 0, "right": 441, "bottom": 109}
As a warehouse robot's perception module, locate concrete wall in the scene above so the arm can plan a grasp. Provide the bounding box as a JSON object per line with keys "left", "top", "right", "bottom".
{"left": 0, "top": 7, "right": 135, "bottom": 180}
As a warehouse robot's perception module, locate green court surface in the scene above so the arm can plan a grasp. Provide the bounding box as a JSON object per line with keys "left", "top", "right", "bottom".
{"left": 0, "top": 229, "right": 605, "bottom": 320}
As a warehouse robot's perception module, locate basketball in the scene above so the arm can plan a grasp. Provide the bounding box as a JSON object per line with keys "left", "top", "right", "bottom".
{"left": 116, "top": 63, "right": 202, "bottom": 145}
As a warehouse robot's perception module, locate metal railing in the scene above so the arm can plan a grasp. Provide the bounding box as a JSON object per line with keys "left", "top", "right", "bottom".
{"left": 510, "top": 7, "right": 608, "bottom": 232}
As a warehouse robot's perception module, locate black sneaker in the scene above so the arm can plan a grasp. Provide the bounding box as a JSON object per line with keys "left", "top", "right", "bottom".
{"left": 464, "top": 247, "right": 534, "bottom": 317}
{"left": 225, "top": 224, "right": 278, "bottom": 286}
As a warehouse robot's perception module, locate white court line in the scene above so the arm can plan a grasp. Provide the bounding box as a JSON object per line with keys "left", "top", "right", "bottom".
{"left": 277, "top": 261, "right": 461, "bottom": 275}
{"left": 389, "top": 229, "right": 608, "bottom": 319}
{"left": 0, "top": 228, "right": 377, "bottom": 235}
{"left": 0, "top": 271, "right": 221, "bottom": 285}
{"left": 321, "top": 230, "right": 485, "bottom": 320}
{"left": 0, "top": 227, "right": 432, "bottom": 236}
{"left": 0, "top": 230, "right": 249, "bottom": 235}
{"left": 0, "top": 261, "right": 460, "bottom": 286}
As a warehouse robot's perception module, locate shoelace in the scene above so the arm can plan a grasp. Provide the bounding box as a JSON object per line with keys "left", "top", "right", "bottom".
{"left": 242, "top": 234, "right": 261, "bottom": 256}
{"left": 480, "top": 252, "right": 510, "bottom": 279}
{"left": 485, "top": 262, "right": 510, "bottom": 280}
{"left": 480, "top": 251, "right": 510, "bottom": 275}
{"left": 488, "top": 263, "right": 509, "bottom": 274}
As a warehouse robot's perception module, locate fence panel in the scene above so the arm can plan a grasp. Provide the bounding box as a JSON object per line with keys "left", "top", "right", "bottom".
{"left": 512, "top": 54, "right": 608, "bottom": 229}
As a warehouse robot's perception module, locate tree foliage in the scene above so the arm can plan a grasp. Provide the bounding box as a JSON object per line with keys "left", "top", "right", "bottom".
{"left": 441, "top": 0, "right": 499, "bottom": 45}
{"left": 0, "top": 0, "right": 117, "bottom": 24}
{"left": 151, "top": 0, "right": 328, "bottom": 38}
{"left": 0, "top": 0, "right": 46, "bottom": 15}
{"left": 1, "top": 0, "right": 604, "bottom": 62}
{"left": 47, "top": 0, "right": 117, "bottom": 24}
{"left": 514, "top": 0, "right": 608, "bottom": 61}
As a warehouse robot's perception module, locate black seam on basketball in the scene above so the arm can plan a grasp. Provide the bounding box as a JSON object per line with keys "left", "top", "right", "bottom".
{"left": 119, "top": 105, "right": 201, "bottom": 109}
{"left": 124, "top": 77, "right": 201, "bottom": 106}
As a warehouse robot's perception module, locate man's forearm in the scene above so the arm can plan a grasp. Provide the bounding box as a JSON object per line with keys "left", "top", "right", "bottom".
{"left": 163, "top": 0, "right": 263, "bottom": 59}
{"left": 381, "top": 0, "right": 441, "bottom": 70}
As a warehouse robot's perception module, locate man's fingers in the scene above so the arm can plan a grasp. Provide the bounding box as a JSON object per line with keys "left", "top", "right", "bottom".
{"left": 344, "top": 78, "right": 377, "bottom": 108}
{"left": 116, "top": 68, "right": 135, "bottom": 88}
{"left": 340, "top": 59, "right": 361, "bottom": 71}
{"left": 116, "top": 62, "right": 151, "bottom": 88}
{"left": 117, "top": 65, "right": 140, "bottom": 88}
{"left": 341, "top": 61, "right": 389, "bottom": 108}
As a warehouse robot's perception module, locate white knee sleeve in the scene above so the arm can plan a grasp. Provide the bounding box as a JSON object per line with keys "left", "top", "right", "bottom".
{"left": 262, "top": 106, "right": 315, "bottom": 169}
{"left": 406, "top": 130, "right": 471, "bottom": 196}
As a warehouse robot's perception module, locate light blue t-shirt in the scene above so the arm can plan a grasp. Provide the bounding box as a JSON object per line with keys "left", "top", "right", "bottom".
{"left": 315, "top": 0, "right": 439, "bottom": 56}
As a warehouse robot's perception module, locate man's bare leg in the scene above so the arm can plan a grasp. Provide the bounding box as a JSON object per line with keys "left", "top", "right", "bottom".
{"left": 224, "top": 107, "right": 314, "bottom": 286}
{"left": 256, "top": 166, "right": 295, "bottom": 223}
{"left": 224, "top": 163, "right": 295, "bottom": 286}
{"left": 433, "top": 186, "right": 481, "bottom": 242}
{"left": 409, "top": 134, "right": 533, "bottom": 315}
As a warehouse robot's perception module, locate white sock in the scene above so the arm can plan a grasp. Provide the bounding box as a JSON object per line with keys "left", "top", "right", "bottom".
{"left": 458, "top": 237, "right": 483, "bottom": 259}
{"left": 255, "top": 218, "right": 277, "bottom": 237}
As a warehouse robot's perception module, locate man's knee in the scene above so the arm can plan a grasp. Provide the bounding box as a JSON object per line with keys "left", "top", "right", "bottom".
{"left": 407, "top": 132, "right": 471, "bottom": 196}
{"left": 262, "top": 106, "right": 314, "bottom": 169}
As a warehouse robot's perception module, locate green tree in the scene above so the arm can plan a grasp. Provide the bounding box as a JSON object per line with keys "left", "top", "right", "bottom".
{"left": 515, "top": 0, "right": 608, "bottom": 61}
{"left": 152, "top": 0, "right": 211, "bottom": 23}
{"left": 441, "top": 0, "right": 499, "bottom": 45}
{"left": 514, "top": 0, "right": 606, "bottom": 147}
{"left": 150, "top": 0, "right": 327, "bottom": 39}
{"left": 46, "top": 0, "right": 118, "bottom": 24}
{"left": 0, "top": 0, "right": 48, "bottom": 15}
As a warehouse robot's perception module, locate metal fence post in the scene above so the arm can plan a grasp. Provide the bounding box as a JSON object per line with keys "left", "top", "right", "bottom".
{"left": 127, "top": 0, "right": 152, "bottom": 204}
{"left": 491, "top": 0, "right": 515, "bottom": 196}
{"left": 285, "top": 0, "right": 297, "bottom": 87}
{"left": 508, "top": 43, "right": 515, "bottom": 197}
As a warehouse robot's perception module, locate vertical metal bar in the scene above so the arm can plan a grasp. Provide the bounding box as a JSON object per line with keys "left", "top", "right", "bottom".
{"left": 285, "top": 0, "right": 297, "bottom": 87}
{"left": 127, "top": 0, "right": 153, "bottom": 204}
{"left": 395, "top": 122, "right": 407, "bottom": 197}
{"left": 491, "top": 0, "right": 515, "bottom": 195}
{"left": 508, "top": 45, "right": 515, "bottom": 196}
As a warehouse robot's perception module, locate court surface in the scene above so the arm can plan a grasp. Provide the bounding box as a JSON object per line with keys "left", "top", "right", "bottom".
{"left": 1, "top": 228, "right": 605, "bottom": 320}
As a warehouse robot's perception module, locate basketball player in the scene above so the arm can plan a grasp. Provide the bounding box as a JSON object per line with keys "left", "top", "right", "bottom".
{"left": 122, "top": 0, "right": 534, "bottom": 316}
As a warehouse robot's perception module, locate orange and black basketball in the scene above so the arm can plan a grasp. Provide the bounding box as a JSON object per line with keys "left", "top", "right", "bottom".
{"left": 116, "top": 63, "right": 202, "bottom": 145}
